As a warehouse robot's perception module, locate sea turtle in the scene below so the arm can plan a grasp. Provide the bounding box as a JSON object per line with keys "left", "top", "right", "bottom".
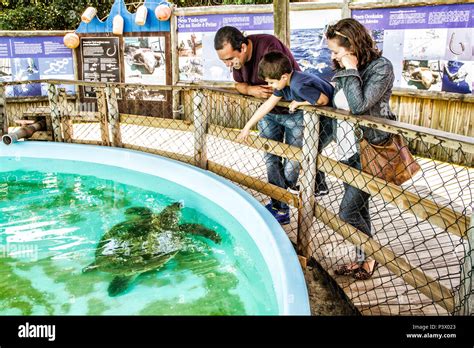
{"left": 82, "top": 202, "right": 221, "bottom": 297}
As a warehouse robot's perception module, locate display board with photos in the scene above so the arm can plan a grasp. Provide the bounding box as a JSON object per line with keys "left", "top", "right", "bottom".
{"left": 123, "top": 35, "right": 169, "bottom": 101}
{"left": 77, "top": 33, "right": 170, "bottom": 104}
{"left": 352, "top": 3, "right": 474, "bottom": 94}
{"left": 0, "top": 36, "right": 75, "bottom": 97}
{"left": 289, "top": 9, "right": 342, "bottom": 83}
{"left": 177, "top": 13, "right": 274, "bottom": 82}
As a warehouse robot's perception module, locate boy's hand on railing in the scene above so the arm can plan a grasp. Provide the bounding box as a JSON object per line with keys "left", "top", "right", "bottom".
{"left": 237, "top": 127, "right": 251, "bottom": 143}
{"left": 289, "top": 100, "right": 302, "bottom": 113}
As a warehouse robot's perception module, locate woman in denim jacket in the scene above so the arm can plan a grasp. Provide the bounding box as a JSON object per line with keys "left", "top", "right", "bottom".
{"left": 325, "top": 18, "right": 395, "bottom": 280}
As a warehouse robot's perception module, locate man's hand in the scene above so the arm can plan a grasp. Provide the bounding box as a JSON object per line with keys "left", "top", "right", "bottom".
{"left": 237, "top": 127, "right": 251, "bottom": 143}
{"left": 289, "top": 100, "right": 303, "bottom": 113}
{"left": 247, "top": 85, "right": 273, "bottom": 99}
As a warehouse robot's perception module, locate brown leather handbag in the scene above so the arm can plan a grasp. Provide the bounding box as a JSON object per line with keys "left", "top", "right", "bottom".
{"left": 359, "top": 134, "right": 421, "bottom": 185}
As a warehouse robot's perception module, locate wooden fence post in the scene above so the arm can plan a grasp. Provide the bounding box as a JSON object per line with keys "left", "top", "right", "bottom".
{"left": 342, "top": 0, "right": 351, "bottom": 18}
{"left": 456, "top": 212, "right": 474, "bottom": 315}
{"left": 47, "top": 84, "right": 63, "bottom": 142}
{"left": 105, "top": 85, "right": 122, "bottom": 148}
{"left": 193, "top": 90, "right": 208, "bottom": 169}
{"left": 274, "top": 0, "right": 290, "bottom": 47}
{"left": 58, "top": 88, "right": 73, "bottom": 142}
{"left": 297, "top": 110, "right": 320, "bottom": 260}
{"left": 95, "top": 87, "right": 110, "bottom": 146}
{"left": 0, "top": 85, "right": 7, "bottom": 137}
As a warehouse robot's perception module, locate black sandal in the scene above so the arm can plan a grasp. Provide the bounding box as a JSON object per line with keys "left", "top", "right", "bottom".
{"left": 353, "top": 261, "right": 378, "bottom": 280}
{"left": 334, "top": 263, "right": 361, "bottom": 276}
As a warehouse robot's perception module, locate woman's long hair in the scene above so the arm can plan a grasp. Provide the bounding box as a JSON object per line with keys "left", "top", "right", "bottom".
{"left": 325, "top": 18, "right": 381, "bottom": 70}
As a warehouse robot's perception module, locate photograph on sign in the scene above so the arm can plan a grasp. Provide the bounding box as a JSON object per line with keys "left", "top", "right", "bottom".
{"left": 401, "top": 59, "right": 442, "bottom": 91}
{"left": 124, "top": 36, "right": 167, "bottom": 101}
{"left": 441, "top": 60, "right": 473, "bottom": 93}
{"left": 290, "top": 9, "right": 341, "bottom": 82}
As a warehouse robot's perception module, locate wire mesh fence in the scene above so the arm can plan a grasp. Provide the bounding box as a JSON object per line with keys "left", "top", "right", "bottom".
{"left": 1, "top": 79, "right": 473, "bottom": 316}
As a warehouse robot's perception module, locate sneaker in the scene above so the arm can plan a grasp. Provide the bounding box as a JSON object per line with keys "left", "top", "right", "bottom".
{"left": 265, "top": 203, "right": 290, "bottom": 225}
{"left": 315, "top": 180, "right": 329, "bottom": 197}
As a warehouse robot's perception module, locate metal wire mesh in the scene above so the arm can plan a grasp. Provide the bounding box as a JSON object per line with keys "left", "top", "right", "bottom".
{"left": 1, "top": 80, "right": 473, "bottom": 316}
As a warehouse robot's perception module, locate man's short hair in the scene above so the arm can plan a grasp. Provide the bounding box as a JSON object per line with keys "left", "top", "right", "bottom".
{"left": 214, "top": 26, "right": 249, "bottom": 51}
{"left": 258, "top": 51, "right": 293, "bottom": 80}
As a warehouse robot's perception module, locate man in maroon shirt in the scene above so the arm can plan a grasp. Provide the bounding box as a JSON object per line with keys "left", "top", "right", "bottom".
{"left": 214, "top": 26, "right": 329, "bottom": 225}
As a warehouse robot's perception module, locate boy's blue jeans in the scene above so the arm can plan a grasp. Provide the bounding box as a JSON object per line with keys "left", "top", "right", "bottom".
{"left": 258, "top": 112, "right": 334, "bottom": 211}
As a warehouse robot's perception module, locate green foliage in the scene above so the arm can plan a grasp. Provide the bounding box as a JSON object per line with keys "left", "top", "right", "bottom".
{"left": 0, "top": 0, "right": 273, "bottom": 30}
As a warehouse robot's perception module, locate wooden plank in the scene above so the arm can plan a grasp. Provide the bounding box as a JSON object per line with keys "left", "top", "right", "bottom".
{"left": 208, "top": 124, "right": 301, "bottom": 162}
{"left": 120, "top": 114, "right": 194, "bottom": 132}
{"left": 173, "top": 4, "right": 273, "bottom": 16}
{"left": 122, "top": 143, "right": 194, "bottom": 165}
{"left": 350, "top": 0, "right": 474, "bottom": 10}
{"left": 207, "top": 161, "right": 299, "bottom": 207}
{"left": 290, "top": 2, "right": 343, "bottom": 11}
{"left": 313, "top": 203, "right": 455, "bottom": 312}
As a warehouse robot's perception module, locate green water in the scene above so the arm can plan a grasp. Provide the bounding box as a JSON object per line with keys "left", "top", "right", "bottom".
{"left": 0, "top": 157, "right": 278, "bottom": 315}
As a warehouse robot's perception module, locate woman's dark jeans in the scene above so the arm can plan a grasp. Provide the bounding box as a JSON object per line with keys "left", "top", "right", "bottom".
{"left": 339, "top": 153, "right": 372, "bottom": 262}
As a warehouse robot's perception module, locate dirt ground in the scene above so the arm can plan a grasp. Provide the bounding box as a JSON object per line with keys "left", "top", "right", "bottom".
{"left": 303, "top": 264, "right": 358, "bottom": 316}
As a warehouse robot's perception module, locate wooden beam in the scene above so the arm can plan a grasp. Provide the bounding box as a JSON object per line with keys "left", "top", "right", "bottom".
{"left": 313, "top": 203, "right": 455, "bottom": 313}
{"left": 193, "top": 91, "right": 208, "bottom": 169}
{"left": 290, "top": 2, "right": 343, "bottom": 11}
{"left": 120, "top": 114, "right": 194, "bottom": 132}
{"left": 173, "top": 4, "right": 273, "bottom": 16}
{"left": 208, "top": 124, "right": 301, "bottom": 162}
{"left": 350, "top": 0, "right": 473, "bottom": 10}
{"left": 95, "top": 88, "right": 110, "bottom": 147}
{"left": 273, "top": 0, "right": 290, "bottom": 47}
{"left": 207, "top": 161, "right": 299, "bottom": 207}
{"left": 105, "top": 86, "right": 122, "bottom": 148}
{"left": 47, "top": 84, "right": 63, "bottom": 142}
{"left": 122, "top": 144, "right": 194, "bottom": 165}
{"left": 58, "top": 88, "right": 73, "bottom": 143}
{"left": 297, "top": 111, "right": 319, "bottom": 258}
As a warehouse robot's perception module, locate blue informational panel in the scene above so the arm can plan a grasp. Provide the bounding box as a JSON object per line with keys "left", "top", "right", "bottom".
{"left": 352, "top": 3, "right": 474, "bottom": 94}
{"left": 177, "top": 13, "right": 274, "bottom": 82}
{"left": 0, "top": 36, "right": 75, "bottom": 97}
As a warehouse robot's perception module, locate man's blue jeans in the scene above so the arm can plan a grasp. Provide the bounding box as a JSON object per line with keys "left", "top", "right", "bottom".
{"left": 258, "top": 112, "right": 334, "bottom": 210}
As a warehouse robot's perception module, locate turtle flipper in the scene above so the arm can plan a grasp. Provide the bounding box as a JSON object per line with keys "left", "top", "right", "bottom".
{"left": 179, "top": 223, "right": 222, "bottom": 244}
{"left": 108, "top": 275, "right": 136, "bottom": 297}
{"left": 82, "top": 263, "right": 99, "bottom": 273}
